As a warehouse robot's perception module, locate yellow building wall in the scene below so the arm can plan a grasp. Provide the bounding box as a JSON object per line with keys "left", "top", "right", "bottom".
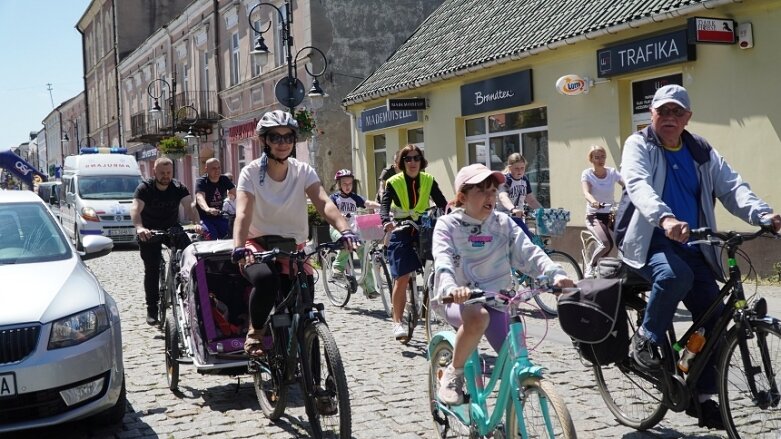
{"left": 348, "top": 1, "right": 781, "bottom": 233}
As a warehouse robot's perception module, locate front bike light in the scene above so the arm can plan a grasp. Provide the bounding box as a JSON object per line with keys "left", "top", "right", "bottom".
{"left": 752, "top": 297, "right": 768, "bottom": 318}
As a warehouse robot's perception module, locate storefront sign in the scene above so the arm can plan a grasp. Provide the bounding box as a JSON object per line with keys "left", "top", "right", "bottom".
{"left": 228, "top": 119, "right": 258, "bottom": 142}
{"left": 359, "top": 106, "right": 419, "bottom": 132}
{"left": 555, "top": 74, "right": 589, "bottom": 95}
{"left": 631, "top": 74, "right": 683, "bottom": 114}
{"left": 688, "top": 17, "right": 736, "bottom": 44}
{"left": 387, "top": 98, "right": 427, "bottom": 111}
{"left": 460, "top": 69, "right": 533, "bottom": 116}
{"left": 597, "top": 30, "right": 695, "bottom": 77}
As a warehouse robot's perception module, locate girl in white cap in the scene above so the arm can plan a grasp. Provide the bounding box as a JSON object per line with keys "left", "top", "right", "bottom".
{"left": 432, "top": 163, "right": 575, "bottom": 405}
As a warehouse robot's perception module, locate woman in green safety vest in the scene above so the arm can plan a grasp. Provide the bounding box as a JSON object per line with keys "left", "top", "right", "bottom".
{"left": 379, "top": 144, "right": 448, "bottom": 343}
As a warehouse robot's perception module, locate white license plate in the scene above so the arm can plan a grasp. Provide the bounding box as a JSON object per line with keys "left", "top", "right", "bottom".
{"left": 107, "top": 228, "right": 133, "bottom": 237}
{"left": 0, "top": 373, "right": 17, "bottom": 397}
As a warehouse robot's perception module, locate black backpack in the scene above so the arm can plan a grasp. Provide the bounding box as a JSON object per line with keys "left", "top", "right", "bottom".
{"left": 558, "top": 278, "right": 628, "bottom": 365}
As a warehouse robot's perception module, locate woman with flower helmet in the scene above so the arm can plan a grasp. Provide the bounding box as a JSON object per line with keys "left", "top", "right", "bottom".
{"left": 329, "top": 169, "right": 380, "bottom": 298}
{"left": 231, "top": 110, "right": 358, "bottom": 356}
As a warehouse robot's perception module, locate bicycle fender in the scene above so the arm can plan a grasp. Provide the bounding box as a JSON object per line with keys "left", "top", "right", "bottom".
{"left": 427, "top": 331, "right": 457, "bottom": 360}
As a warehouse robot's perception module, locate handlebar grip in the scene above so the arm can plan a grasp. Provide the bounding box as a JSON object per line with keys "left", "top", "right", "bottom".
{"left": 441, "top": 289, "right": 485, "bottom": 304}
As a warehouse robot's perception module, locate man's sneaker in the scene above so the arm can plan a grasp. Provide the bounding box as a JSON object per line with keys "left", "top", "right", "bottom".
{"left": 584, "top": 265, "right": 596, "bottom": 279}
{"left": 437, "top": 366, "right": 465, "bottom": 405}
{"left": 146, "top": 307, "right": 159, "bottom": 326}
{"left": 629, "top": 332, "right": 661, "bottom": 369}
{"left": 364, "top": 289, "right": 381, "bottom": 299}
{"left": 686, "top": 399, "right": 725, "bottom": 430}
{"left": 392, "top": 323, "right": 408, "bottom": 342}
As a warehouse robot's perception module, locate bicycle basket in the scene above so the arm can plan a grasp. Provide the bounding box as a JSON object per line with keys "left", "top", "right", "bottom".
{"left": 535, "top": 207, "right": 571, "bottom": 236}
{"left": 354, "top": 213, "right": 385, "bottom": 242}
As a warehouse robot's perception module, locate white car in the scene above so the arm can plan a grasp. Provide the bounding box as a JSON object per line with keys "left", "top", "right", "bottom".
{"left": 0, "top": 190, "right": 125, "bottom": 433}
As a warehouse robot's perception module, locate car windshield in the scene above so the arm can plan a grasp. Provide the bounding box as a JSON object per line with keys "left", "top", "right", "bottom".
{"left": 79, "top": 176, "right": 141, "bottom": 200}
{"left": 0, "top": 202, "right": 71, "bottom": 264}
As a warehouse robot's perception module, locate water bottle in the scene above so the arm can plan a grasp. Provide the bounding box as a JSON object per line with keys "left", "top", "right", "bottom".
{"left": 677, "top": 328, "right": 706, "bottom": 373}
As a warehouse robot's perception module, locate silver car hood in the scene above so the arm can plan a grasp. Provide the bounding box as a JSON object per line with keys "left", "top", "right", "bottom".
{"left": 0, "top": 257, "right": 102, "bottom": 325}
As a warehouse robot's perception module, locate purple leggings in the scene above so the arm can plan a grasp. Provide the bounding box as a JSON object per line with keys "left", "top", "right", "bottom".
{"left": 443, "top": 303, "right": 509, "bottom": 352}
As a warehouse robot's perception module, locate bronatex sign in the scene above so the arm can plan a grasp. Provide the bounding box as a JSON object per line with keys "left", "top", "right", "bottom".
{"left": 359, "top": 105, "right": 419, "bottom": 132}
{"left": 460, "top": 69, "right": 533, "bottom": 116}
{"left": 597, "top": 29, "right": 695, "bottom": 77}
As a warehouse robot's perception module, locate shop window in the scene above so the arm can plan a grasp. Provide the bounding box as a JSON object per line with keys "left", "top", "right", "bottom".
{"left": 373, "top": 134, "right": 387, "bottom": 185}
{"left": 465, "top": 107, "right": 550, "bottom": 207}
{"left": 407, "top": 128, "right": 424, "bottom": 149}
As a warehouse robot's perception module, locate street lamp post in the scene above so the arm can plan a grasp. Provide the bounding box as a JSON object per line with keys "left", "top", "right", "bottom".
{"left": 248, "top": 1, "right": 328, "bottom": 112}
{"left": 147, "top": 73, "right": 200, "bottom": 148}
{"left": 61, "top": 119, "right": 80, "bottom": 157}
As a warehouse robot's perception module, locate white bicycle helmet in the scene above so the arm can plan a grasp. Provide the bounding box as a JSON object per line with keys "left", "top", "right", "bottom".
{"left": 334, "top": 169, "right": 353, "bottom": 181}
{"left": 255, "top": 110, "right": 299, "bottom": 137}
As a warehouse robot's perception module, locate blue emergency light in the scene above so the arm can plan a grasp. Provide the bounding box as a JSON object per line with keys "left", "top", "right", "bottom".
{"left": 80, "top": 147, "right": 128, "bottom": 154}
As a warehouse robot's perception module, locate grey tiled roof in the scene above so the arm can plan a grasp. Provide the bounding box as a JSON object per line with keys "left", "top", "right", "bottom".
{"left": 344, "top": 0, "right": 734, "bottom": 105}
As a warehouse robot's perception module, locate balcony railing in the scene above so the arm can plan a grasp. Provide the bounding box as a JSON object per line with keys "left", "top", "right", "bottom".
{"left": 126, "top": 90, "right": 219, "bottom": 143}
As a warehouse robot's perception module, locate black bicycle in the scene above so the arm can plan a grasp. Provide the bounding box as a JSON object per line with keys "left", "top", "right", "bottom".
{"left": 592, "top": 225, "right": 780, "bottom": 438}
{"left": 147, "top": 226, "right": 194, "bottom": 329}
{"left": 247, "top": 241, "right": 351, "bottom": 439}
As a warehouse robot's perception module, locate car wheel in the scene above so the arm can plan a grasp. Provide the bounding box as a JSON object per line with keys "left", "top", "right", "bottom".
{"left": 92, "top": 376, "right": 127, "bottom": 425}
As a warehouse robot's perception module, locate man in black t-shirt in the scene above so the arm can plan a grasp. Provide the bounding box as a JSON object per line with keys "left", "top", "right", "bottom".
{"left": 375, "top": 150, "right": 400, "bottom": 203}
{"left": 131, "top": 157, "right": 201, "bottom": 325}
{"left": 195, "top": 158, "right": 236, "bottom": 240}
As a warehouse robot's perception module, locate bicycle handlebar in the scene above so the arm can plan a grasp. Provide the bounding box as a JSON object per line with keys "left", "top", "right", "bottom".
{"left": 688, "top": 225, "right": 778, "bottom": 247}
{"left": 250, "top": 241, "right": 348, "bottom": 264}
{"left": 441, "top": 284, "right": 564, "bottom": 305}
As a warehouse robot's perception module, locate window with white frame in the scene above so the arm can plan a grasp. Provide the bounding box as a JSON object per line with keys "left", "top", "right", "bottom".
{"left": 465, "top": 107, "right": 550, "bottom": 207}
{"left": 230, "top": 32, "right": 240, "bottom": 86}
{"left": 201, "top": 52, "right": 210, "bottom": 92}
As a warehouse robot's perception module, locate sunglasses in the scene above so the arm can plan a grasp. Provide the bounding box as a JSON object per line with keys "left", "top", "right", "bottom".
{"left": 656, "top": 106, "right": 689, "bottom": 117}
{"left": 403, "top": 155, "right": 422, "bottom": 163}
{"left": 266, "top": 133, "right": 296, "bottom": 144}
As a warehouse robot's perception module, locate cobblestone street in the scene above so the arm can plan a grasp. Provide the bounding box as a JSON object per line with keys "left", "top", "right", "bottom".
{"left": 10, "top": 246, "right": 774, "bottom": 438}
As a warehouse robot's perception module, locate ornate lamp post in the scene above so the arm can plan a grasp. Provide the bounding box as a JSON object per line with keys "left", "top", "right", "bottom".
{"left": 248, "top": 1, "right": 328, "bottom": 112}
{"left": 147, "top": 74, "right": 200, "bottom": 154}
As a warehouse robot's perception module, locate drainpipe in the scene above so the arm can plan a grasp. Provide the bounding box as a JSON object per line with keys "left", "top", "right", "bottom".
{"left": 75, "top": 23, "right": 89, "bottom": 141}
{"left": 112, "top": 1, "right": 123, "bottom": 147}
{"left": 212, "top": 0, "right": 224, "bottom": 162}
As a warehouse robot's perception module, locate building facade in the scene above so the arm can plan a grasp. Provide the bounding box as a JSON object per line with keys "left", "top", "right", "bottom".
{"left": 344, "top": 0, "right": 781, "bottom": 275}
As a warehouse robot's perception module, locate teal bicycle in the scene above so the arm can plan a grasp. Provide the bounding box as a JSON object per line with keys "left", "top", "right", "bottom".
{"left": 428, "top": 280, "right": 577, "bottom": 438}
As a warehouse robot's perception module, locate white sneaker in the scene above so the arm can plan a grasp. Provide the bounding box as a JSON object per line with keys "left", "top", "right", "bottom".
{"left": 584, "top": 265, "right": 596, "bottom": 279}
{"left": 392, "top": 323, "right": 408, "bottom": 342}
{"left": 331, "top": 269, "right": 346, "bottom": 281}
{"left": 437, "top": 366, "right": 465, "bottom": 405}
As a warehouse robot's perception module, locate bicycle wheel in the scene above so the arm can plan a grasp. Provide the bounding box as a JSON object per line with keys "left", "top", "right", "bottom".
{"left": 534, "top": 250, "right": 583, "bottom": 316}
{"left": 719, "top": 320, "right": 781, "bottom": 438}
{"left": 253, "top": 326, "right": 289, "bottom": 420}
{"left": 506, "top": 376, "right": 576, "bottom": 439}
{"left": 319, "top": 250, "right": 353, "bottom": 307}
{"left": 425, "top": 271, "right": 451, "bottom": 342}
{"left": 372, "top": 253, "right": 393, "bottom": 317}
{"left": 593, "top": 305, "right": 668, "bottom": 430}
{"left": 404, "top": 276, "right": 419, "bottom": 343}
{"left": 163, "top": 311, "right": 179, "bottom": 391}
{"left": 427, "top": 339, "right": 471, "bottom": 438}
{"left": 301, "top": 322, "right": 351, "bottom": 439}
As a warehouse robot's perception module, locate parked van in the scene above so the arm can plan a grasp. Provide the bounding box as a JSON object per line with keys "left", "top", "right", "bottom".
{"left": 36, "top": 181, "right": 63, "bottom": 220}
{"left": 60, "top": 150, "right": 142, "bottom": 249}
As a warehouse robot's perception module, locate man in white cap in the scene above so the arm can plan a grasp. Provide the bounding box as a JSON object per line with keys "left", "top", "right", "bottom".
{"left": 615, "top": 84, "right": 781, "bottom": 430}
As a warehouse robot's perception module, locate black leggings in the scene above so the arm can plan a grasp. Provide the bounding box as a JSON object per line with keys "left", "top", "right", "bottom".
{"left": 243, "top": 262, "right": 315, "bottom": 329}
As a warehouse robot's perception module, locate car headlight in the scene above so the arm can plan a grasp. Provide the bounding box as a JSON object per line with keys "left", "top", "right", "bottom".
{"left": 80, "top": 206, "right": 100, "bottom": 222}
{"left": 48, "top": 305, "right": 110, "bottom": 349}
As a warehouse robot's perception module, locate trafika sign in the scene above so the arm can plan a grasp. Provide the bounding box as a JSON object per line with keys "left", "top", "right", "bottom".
{"left": 555, "top": 75, "right": 589, "bottom": 96}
